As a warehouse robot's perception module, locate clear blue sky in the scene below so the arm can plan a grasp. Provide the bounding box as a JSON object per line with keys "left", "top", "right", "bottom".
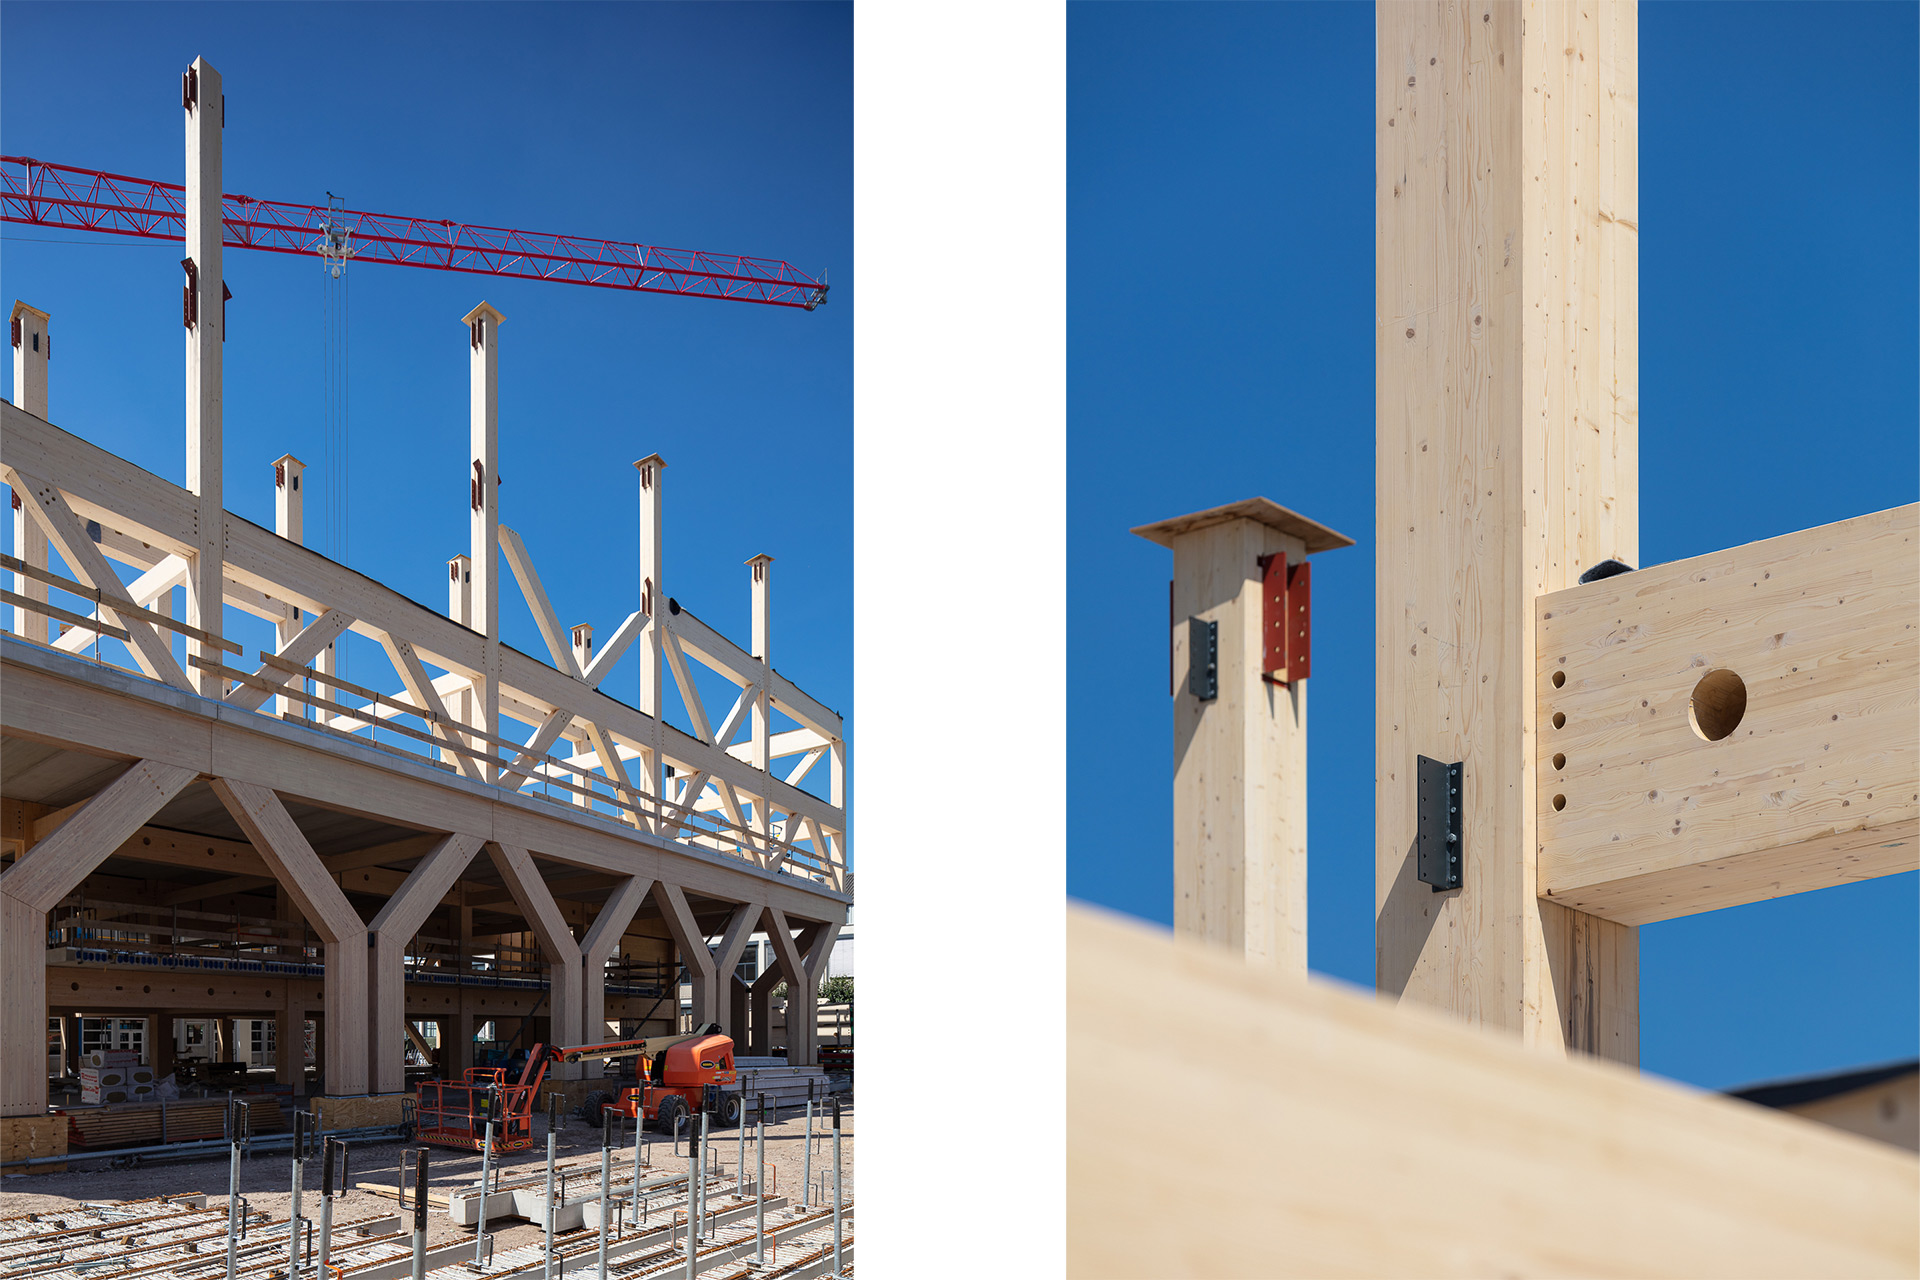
{"left": 1068, "top": 2, "right": 1917, "bottom": 1091}
{"left": 2, "top": 3, "right": 851, "bottom": 804}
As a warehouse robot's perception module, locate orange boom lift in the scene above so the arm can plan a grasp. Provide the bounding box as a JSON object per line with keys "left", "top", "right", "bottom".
{"left": 415, "top": 1024, "right": 740, "bottom": 1154}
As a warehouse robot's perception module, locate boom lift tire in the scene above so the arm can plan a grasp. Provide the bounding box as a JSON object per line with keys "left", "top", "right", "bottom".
{"left": 715, "top": 1091, "right": 741, "bottom": 1127}
{"left": 654, "top": 1092, "right": 685, "bottom": 1137}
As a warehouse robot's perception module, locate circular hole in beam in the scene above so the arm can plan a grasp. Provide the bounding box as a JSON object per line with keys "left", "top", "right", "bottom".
{"left": 1551, "top": 794, "right": 1566, "bottom": 811}
{"left": 1552, "top": 670, "right": 1566, "bottom": 688}
{"left": 1551, "top": 712, "right": 1566, "bottom": 730}
{"left": 1552, "top": 752, "right": 1566, "bottom": 770}
{"left": 1689, "top": 669, "right": 1748, "bottom": 742}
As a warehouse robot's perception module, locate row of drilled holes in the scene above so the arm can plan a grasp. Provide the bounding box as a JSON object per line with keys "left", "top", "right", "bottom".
{"left": 1549, "top": 669, "right": 1568, "bottom": 811}
{"left": 1548, "top": 667, "right": 1751, "bottom": 816}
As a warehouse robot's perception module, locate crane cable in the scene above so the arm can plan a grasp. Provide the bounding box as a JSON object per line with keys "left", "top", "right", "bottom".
{"left": 321, "top": 194, "right": 351, "bottom": 679}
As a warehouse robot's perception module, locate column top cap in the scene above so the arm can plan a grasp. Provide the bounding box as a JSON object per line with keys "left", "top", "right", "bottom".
{"left": 745, "top": 553, "right": 775, "bottom": 568}
{"left": 634, "top": 453, "right": 668, "bottom": 472}
{"left": 10, "top": 300, "right": 50, "bottom": 324}
{"left": 1132, "top": 497, "right": 1354, "bottom": 554}
{"left": 272, "top": 453, "right": 305, "bottom": 469}
{"left": 461, "top": 300, "right": 506, "bottom": 327}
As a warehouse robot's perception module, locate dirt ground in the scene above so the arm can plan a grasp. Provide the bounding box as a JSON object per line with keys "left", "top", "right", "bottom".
{"left": 0, "top": 1100, "right": 852, "bottom": 1253}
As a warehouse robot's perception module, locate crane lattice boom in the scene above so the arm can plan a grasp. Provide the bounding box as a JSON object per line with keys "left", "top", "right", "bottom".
{"left": 1, "top": 156, "right": 828, "bottom": 310}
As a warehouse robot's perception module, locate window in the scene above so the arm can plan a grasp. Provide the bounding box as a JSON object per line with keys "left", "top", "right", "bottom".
{"left": 80, "top": 1017, "right": 147, "bottom": 1064}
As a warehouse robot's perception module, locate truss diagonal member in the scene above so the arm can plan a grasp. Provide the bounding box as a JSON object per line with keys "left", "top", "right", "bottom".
{"left": 767, "top": 812, "right": 818, "bottom": 877}
{"left": 580, "top": 610, "right": 644, "bottom": 688}
{"left": 6, "top": 467, "right": 193, "bottom": 690}
{"left": 499, "top": 525, "right": 581, "bottom": 678}
{"left": 660, "top": 768, "right": 711, "bottom": 839}
{"left": 713, "top": 778, "right": 751, "bottom": 843}
{"left": 659, "top": 622, "right": 715, "bottom": 743}
{"left": 378, "top": 631, "right": 485, "bottom": 782}
{"left": 581, "top": 720, "right": 646, "bottom": 832}
{"left": 51, "top": 554, "right": 188, "bottom": 653}
{"left": 785, "top": 746, "right": 827, "bottom": 787}
{"left": 0, "top": 760, "right": 199, "bottom": 912}
{"left": 497, "top": 706, "right": 577, "bottom": 790}
{"left": 223, "top": 608, "right": 355, "bottom": 711}
{"left": 712, "top": 685, "right": 755, "bottom": 752}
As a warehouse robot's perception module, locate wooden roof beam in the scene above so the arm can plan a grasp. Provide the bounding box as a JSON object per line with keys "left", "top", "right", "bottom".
{"left": 1538, "top": 504, "right": 1918, "bottom": 924}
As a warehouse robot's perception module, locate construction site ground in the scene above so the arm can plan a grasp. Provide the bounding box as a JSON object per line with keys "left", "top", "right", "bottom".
{"left": 0, "top": 1100, "right": 853, "bottom": 1253}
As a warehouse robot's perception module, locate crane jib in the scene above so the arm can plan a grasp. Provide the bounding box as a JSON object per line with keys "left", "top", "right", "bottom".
{"left": 0, "top": 156, "right": 829, "bottom": 311}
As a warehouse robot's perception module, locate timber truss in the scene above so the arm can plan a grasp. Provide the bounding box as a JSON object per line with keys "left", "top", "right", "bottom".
{"left": 0, "top": 402, "right": 846, "bottom": 892}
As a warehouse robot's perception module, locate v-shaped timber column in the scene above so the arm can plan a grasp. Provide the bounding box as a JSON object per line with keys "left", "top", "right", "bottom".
{"left": 365, "top": 833, "right": 484, "bottom": 1093}
{"left": 488, "top": 842, "right": 584, "bottom": 1077}
{"left": 1, "top": 761, "right": 198, "bottom": 1115}
{"left": 758, "top": 907, "right": 837, "bottom": 1067}
{"left": 577, "top": 875, "right": 653, "bottom": 1079}
{"left": 211, "top": 779, "right": 372, "bottom": 1094}
{"left": 652, "top": 882, "right": 719, "bottom": 1028}
{"left": 1376, "top": 0, "right": 1639, "bottom": 1061}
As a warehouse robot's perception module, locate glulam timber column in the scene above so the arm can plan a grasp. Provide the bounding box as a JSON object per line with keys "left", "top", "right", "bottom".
{"left": 465, "top": 302, "right": 504, "bottom": 782}
{"left": 183, "top": 56, "right": 226, "bottom": 698}
{"left": 1375, "top": 0, "right": 1640, "bottom": 1062}
{"left": 272, "top": 455, "right": 305, "bottom": 718}
{"left": 211, "top": 779, "right": 370, "bottom": 1095}
{"left": 1133, "top": 500, "right": 1352, "bottom": 977}
{"left": 487, "top": 842, "right": 584, "bottom": 1077}
{"left": 636, "top": 453, "right": 667, "bottom": 812}
{"left": 2, "top": 762, "right": 199, "bottom": 1115}
{"left": 747, "top": 967, "right": 778, "bottom": 1056}
{"left": 707, "top": 903, "right": 760, "bottom": 1041}
{"left": 747, "top": 555, "right": 774, "bottom": 845}
{"left": 366, "top": 835, "right": 482, "bottom": 1093}
{"left": 576, "top": 876, "right": 651, "bottom": 1079}
{"left": 9, "top": 301, "right": 51, "bottom": 644}
{"left": 653, "top": 883, "right": 718, "bottom": 1028}
{"left": 446, "top": 554, "right": 475, "bottom": 767}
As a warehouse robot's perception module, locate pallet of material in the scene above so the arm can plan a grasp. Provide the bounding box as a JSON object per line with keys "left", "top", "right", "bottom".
{"left": 314, "top": 1093, "right": 408, "bottom": 1131}
{"left": 60, "top": 1095, "right": 284, "bottom": 1147}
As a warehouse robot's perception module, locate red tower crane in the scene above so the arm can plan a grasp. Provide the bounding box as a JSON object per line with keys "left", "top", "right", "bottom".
{"left": 0, "top": 156, "right": 829, "bottom": 310}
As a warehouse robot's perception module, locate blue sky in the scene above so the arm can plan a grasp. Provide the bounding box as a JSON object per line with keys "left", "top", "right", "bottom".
{"left": 1068, "top": 2, "right": 1917, "bottom": 1091}
{"left": 2, "top": 3, "right": 851, "bottom": 807}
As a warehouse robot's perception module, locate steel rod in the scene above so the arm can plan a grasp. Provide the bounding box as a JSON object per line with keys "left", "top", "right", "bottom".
{"left": 475, "top": 1087, "right": 495, "bottom": 1271}
{"left": 318, "top": 1136, "right": 341, "bottom": 1275}
{"left": 597, "top": 1107, "right": 614, "bottom": 1280}
{"left": 286, "top": 1110, "right": 306, "bottom": 1280}
{"left": 543, "top": 1095, "right": 560, "bottom": 1280}
{"left": 410, "top": 1147, "right": 428, "bottom": 1280}
{"left": 754, "top": 1094, "right": 766, "bottom": 1263}
{"left": 683, "top": 1116, "right": 699, "bottom": 1280}
{"left": 831, "top": 1098, "right": 843, "bottom": 1276}
{"left": 225, "top": 1098, "right": 246, "bottom": 1280}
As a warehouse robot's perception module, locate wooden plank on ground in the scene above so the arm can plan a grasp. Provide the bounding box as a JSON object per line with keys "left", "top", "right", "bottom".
{"left": 1067, "top": 905, "right": 1919, "bottom": 1279}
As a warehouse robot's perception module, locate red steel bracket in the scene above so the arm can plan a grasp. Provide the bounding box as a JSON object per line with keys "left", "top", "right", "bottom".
{"left": 1259, "top": 552, "right": 1312, "bottom": 685}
